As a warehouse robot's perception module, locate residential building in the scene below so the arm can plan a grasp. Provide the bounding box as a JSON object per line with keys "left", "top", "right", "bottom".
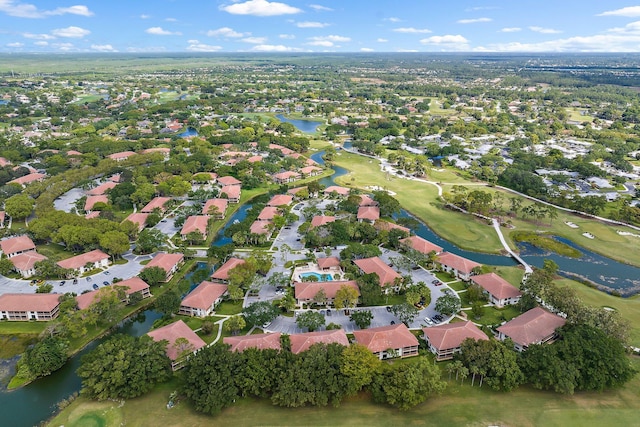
{"left": 179, "top": 281, "right": 228, "bottom": 317}
{"left": 358, "top": 195, "right": 379, "bottom": 207}
{"left": 147, "top": 320, "right": 206, "bottom": 370}
{"left": 202, "top": 198, "right": 228, "bottom": 218}
{"left": 317, "top": 257, "right": 340, "bottom": 271}
{"left": 267, "top": 194, "right": 293, "bottom": 207}
{"left": 399, "top": 235, "right": 443, "bottom": 255}
{"left": 141, "top": 197, "right": 171, "bottom": 213}
{"left": 57, "top": 249, "right": 110, "bottom": 275}
{"left": 143, "top": 253, "right": 184, "bottom": 282}
{"left": 353, "top": 323, "right": 419, "bottom": 359}
{"left": 76, "top": 277, "right": 151, "bottom": 310}
{"left": 309, "top": 215, "right": 335, "bottom": 229}
{"left": 217, "top": 176, "right": 242, "bottom": 187}
{"left": 323, "top": 186, "right": 350, "bottom": 197}
{"left": 373, "top": 220, "right": 410, "bottom": 235}
{"left": 257, "top": 206, "right": 279, "bottom": 222}
{"left": 249, "top": 220, "right": 272, "bottom": 237}
{"left": 0, "top": 293, "right": 61, "bottom": 321}
{"left": 273, "top": 171, "right": 300, "bottom": 184}
{"left": 294, "top": 280, "right": 360, "bottom": 307}
{"left": 224, "top": 333, "right": 282, "bottom": 353}
{"left": 354, "top": 256, "right": 401, "bottom": 292}
{"left": 86, "top": 181, "right": 116, "bottom": 196}
{"left": 0, "top": 235, "right": 36, "bottom": 258}
{"left": 471, "top": 273, "right": 522, "bottom": 307}
{"left": 289, "top": 329, "right": 349, "bottom": 354}
{"left": 124, "top": 212, "right": 148, "bottom": 232}
{"left": 211, "top": 257, "right": 245, "bottom": 284}
{"left": 10, "top": 251, "right": 47, "bottom": 278}
{"left": 180, "top": 215, "right": 209, "bottom": 240}
{"left": 8, "top": 172, "right": 46, "bottom": 187}
{"left": 220, "top": 185, "right": 241, "bottom": 203}
{"left": 357, "top": 206, "right": 380, "bottom": 223}
{"left": 107, "top": 151, "right": 136, "bottom": 162}
{"left": 497, "top": 307, "right": 567, "bottom": 352}
{"left": 437, "top": 252, "right": 481, "bottom": 281}
{"left": 422, "top": 321, "right": 488, "bottom": 361}
{"left": 84, "top": 195, "right": 108, "bottom": 212}
{"left": 299, "top": 166, "right": 322, "bottom": 177}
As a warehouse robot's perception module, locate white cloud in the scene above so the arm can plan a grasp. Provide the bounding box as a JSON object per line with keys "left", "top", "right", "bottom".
{"left": 241, "top": 36, "right": 267, "bottom": 44}
{"left": 53, "top": 42, "right": 74, "bottom": 51}
{"left": 457, "top": 17, "right": 491, "bottom": 24}
{"left": 529, "top": 26, "right": 562, "bottom": 34}
{"left": 220, "top": 0, "right": 301, "bottom": 16}
{"left": 598, "top": 6, "right": 640, "bottom": 17}
{"left": 140, "top": 14, "right": 150, "bottom": 19}
{"left": 309, "top": 4, "right": 333, "bottom": 11}
{"left": 385, "top": 17, "right": 401, "bottom": 22}
{"left": 397, "top": 49, "right": 418, "bottom": 52}
{"left": 207, "top": 27, "right": 247, "bottom": 38}
{"left": 126, "top": 46, "right": 167, "bottom": 52}
{"left": 0, "top": 1, "right": 93, "bottom": 18}
{"left": 145, "top": 27, "right": 182, "bottom": 36}
{"left": 465, "top": 6, "right": 498, "bottom": 12}
{"left": 250, "top": 44, "right": 302, "bottom": 52}
{"left": 377, "top": 38, "right": 388, "bottom": 42}
{"left": 279, "top": 34, "right": 295, "bottom": 39}
{"left": 420, "top": 34, "right": 469, "bottom": 50}
{"left": 91, "top": 44, "right": 117, "bottom": 52}
{"left": 33, "top": 41, "right": 48, "bottom": 46}
{"left": 308, "top": 40, "right": 333, "bottom": 47}
{"left": 22, "top": 32, "right": 55, "bottom": 40}
{"left": 7, "top": 42, "right": 23, "bottom": 47}
{"left": 296, "top": 21, "right": 329, "bottom": 28}
{"left": 187, "top": 41, "right": 222, "bottom": 52}
{"left": 51, "top": 26, "right": 90, "bottom": 38}
{"left": 309, "top": 35, "right": 350, "bottom": 42}
{"left": 393, "top": 27, "right": 431, "bottom": 34}
{"left": 360, "top": 47, "right": 374, "bottom": 52}
{"left": 500, "top": 27, "right": 521, "bottom": 33}
{"left": 165, "top": 17, "right": 177, "bottom": 22}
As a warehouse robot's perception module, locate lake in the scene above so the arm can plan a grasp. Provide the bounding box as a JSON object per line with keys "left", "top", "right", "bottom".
{"left": 275, "top": 114, "right": 323, "bottom": 133}
{"left": 177, "top": 127, "right": 198, "bottom": 138}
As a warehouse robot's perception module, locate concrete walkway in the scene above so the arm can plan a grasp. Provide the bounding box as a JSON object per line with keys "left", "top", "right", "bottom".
{"left": 492, "top": 218, "right": 532, "bottom": 275}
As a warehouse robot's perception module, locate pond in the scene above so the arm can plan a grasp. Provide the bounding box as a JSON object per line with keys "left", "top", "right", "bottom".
{"left": 275, "top": 114, "right": 323, "bottom": 134}
{"left": 177, "top": 127, "right": 198, "bottom": 138}
{"left": 0, "top": 310, "right": 163, "bottom": 427}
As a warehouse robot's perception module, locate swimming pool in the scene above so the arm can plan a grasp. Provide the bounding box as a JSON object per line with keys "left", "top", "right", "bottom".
{"left": 300, "top": 272, "right": 333, "bottom": 281}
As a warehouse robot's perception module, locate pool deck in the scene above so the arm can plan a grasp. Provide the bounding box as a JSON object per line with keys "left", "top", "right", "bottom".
{"left": 292, "top": 263, "right": 344, "bottom": 282}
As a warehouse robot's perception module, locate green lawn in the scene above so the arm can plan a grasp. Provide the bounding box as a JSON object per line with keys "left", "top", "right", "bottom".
{"left": 435, "top": 271, "right": 457, "bottom": 282}
{"left": 37, "top": 242, "right": 75, "bottom": 262}
{"left": 0, "top": 334, "right": 38, "bottom": 358}
{"left": 448, "top": 281, "right": 466, "bottom": 291}
{"left": 215, "top": 301, "right": 243, "bottom": 315}
{"left": 472, "top": 305, "right": 521, "bottom": 326}
{"left": 49, "top": 358, "right": 640, "bottom": 427}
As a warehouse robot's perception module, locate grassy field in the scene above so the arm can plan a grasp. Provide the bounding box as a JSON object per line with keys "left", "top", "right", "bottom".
{"left": 0, "top": 334, "right": 38, "bottom": 358}
{"left": 49, "top": 357, "right": 640, "bottom": 427}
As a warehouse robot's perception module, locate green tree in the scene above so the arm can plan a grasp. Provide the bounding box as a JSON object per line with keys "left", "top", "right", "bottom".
{"left": 181, "top": 344, "right": 240, "bottom": 415}
{"left": 78, "top": 334, "right": 171, "bottom": 400}
{"left": 223, "top": 315, "right": 246, "bottom": 336}
{"left": 371, "top": 357, "right": 446, "bottom": 410}
{"left": 135, "top": 229, "right": 165, "bottom": 254}
{"left": 334, "top": 284, "right": 359, "bottom": 310}
{"left": 242, "top": 301, "right": 280, "bottom": 327}
{"left": 98, "top": 231, "right": 130, "bottom": 259}
{"left": 350, "top": 310, "right": 373, "bottom": 329}
{"left": 24, "top": 336, "right": 68, "bottom": 378}
{"left": 296, "top": 311, "right": 326, "bottom": 332}
{"left": 154, "top": 290, "right": 181, "bottom": 316}
{"left": 372, "top": 191, "right": 401, "bottom": 218}
{"left": 458, "top": 338, "right": 523, "bottom": 391}
{"left": 435, "top": 289, "right": 461, "bottom": 316}
{"left": 139, "top": 266, "right": 166, "bottom": 286}
{"left": 5, "top": 194, "right": 34, "bottom": 220}
{"left": 340, "top": 343, "right": 382, "bottom": 395}
{"left": 390, "top": 303, "right": 419, "bottom": 325}
{"left": 34, "top": 259, "right": 68, "bottom": 279}
{"left": 0, "top": 258, "right": 14, "bottom": 275}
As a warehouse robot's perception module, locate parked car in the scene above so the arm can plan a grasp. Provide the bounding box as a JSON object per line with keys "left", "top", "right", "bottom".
{"left": 104, "top": 271, "right": 110, "bottom": 275}
{"left": 92, "top": 284, "right": 99, "bottom": 290}
{"left": 86, "top": 277, "right": 91, "bottom": 282}
{"left": 390, "top": 320, "right": 396, "bottom": 325}
{"left": 326, "top": 310, "right": 332, "bottom": 316}
{"left": 59, "top": 281, "right": 65, "bottom": 286}
{"left": 103, "top": 281, "right": 110, "bottom": 286}
{"left": 424, "top": 317, "right": 434, "bottom": 326}
{"left": 73, "top": 278, "right": 78, "bottom": 284}
{"left": 385, "top": 306, "right": 392, "bottom": 312}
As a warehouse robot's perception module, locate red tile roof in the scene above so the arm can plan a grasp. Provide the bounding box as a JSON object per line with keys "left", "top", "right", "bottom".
{"left": 399, "top": 235, "right": 443, "bottom": 254}
{"left": 497, "top": 307, "right": 566, "bottom": 347}
{"left": 86, "top": 181, "right": 117, "bottom": 196}
{"left": 57, "top": 249, "right": 109, "bottom": 270}
{"left": 273, "top": 171, "right": 300, "bottom": 181}
{"left": 85, "top": 211, "right": 101, "bottom": 219}
{"left": 217, "top": 176, "right": 242, "bottom": 186}
{"left": 181, "top": 281, "right": 228, "bottom": 310}
{"left": 124, "top": 212, "right": 148, "bottom": 231}
{"left": 211, "top": 258, "right": 245, "bottom": 281}
{"left": 202, "top": 198, "right": 228, "bottom": 216}
{"left": 357, "top": 206, "right": 380, "bottom": 221}
{"left": 10, "top": 251, "right": 47, "bottom": 272}
{"left": 290, "top": 329, "right": 349, "bottom": 354}
{"left": 117, "top": 277, "right": 151, "bottom": 294}
{"left": 300, "top": 166, "right": 322, "bottom": 175}
{"left": 107, "top": 151, "right": 136, "bottom": 161}
{"left": 422, "top": 321, "right": 488, "bottom": 351}
{"left": 471, "top": 273, "right": 522, "bottom": 301}
{"left": 316, "top": 257, "right": 340, "bottom": 269}
{"left": 310, "top": 215, "right": 335, "bottom": 229}
{"left": 247, "top": 155, "right": 263, "bottom": 163}
{"left": 437, "top": 252, "right": 481, "bottom": 275}
{"left": 267, "top": 194, "right": 293, "bottom": 207}
{"left": 374, "top": 220, "right": 410, "bottom": 234}
{"left": 9, "top": 172, "right": 46, "bottom": 186}
{"left": 0, "top": 293, "right": 60, "bottom": 313}
{"left": 353, "top": 257, "right": 401, "bottom": 286}
{"left": 0, "top": 235, "right": 36, "bottom": 256}
{"left": 85, "top": 195, "right": 108, "bottom": 211}
{"left": 147, "top": 320, "right": 206, "bottom": 361}
{"left": 144, "top": 253, "right": 184, "bottom": 274}
{"left": 287, "top": 186, "right": 307, "bottom": 195}
{"left": 358, "top": 195, "right": 378, "bottom": 207}
{"left": 353, "top": 323, "right": 418, "bottom": 353}
{"left": 250, "top": 220, "right": 271, "bottom": 235}
{"left": 257, "top": 206, "right": 279, "bottom": 221}
{"left": 220, "top": 185, "right": 241, "bottom": 199}
{"left": 141, "top": 197, "right": 171, "bottom": 213}
{"left": 323, "top": 186, "right": 350, "bottom": 196}
{"left": 294, "top": 280, "right": 360, "bottom": 300}
{"left": 224, "top": 333, "right": 282, "bottom": 353}
{"left": 181, "top": 215, "right": 209, "bottom": 236}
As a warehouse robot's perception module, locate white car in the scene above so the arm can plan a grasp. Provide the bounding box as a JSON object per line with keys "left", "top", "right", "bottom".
{"left": 424, "top": 317, "right": 434, "bottom": 326}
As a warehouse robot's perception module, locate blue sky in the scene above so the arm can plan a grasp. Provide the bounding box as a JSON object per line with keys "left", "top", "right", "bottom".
{"left": 3, "top": 1, "right": 640, "bottom": 53}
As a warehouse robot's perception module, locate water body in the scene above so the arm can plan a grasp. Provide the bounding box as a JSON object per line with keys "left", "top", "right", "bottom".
{"left": 177, "top": 127, "right": 198, "bottom": 138}
{"left": 211, "top": 203, "right": 253, "bottom": 246}
{"left": 275, "top": 114, "right": 323, "bottom": 134}
{"left": 0, "top": 100, "right": 8, "bottom": 105}
{"left": 1, "top": 310, "right": 162, "bottom": 427}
